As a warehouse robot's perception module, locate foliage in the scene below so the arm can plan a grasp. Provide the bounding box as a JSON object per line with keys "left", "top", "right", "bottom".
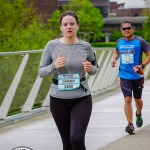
{"left": 143, "top": 14, "right": 150, "bottom": 42}
{"left": 110, "top": 31, "right": 122, "bottom": 42}
{"left": 140, "top": 8, "right": 150, "bottom": 16}
{"left": 48, "top": 0, "right": 104, "bottom": 42}
{"left": 2, "top": 22, "right": 50, "bottom": 51}
{"left": 91, "top": 42, "right": 116, "bottom": 47}
{"left": 47, "top": 10, "right": 62, "bottom": 40}
{"left": 0, "top": 0, "right": 50, "bottom": 52}
{"left": 134, "top": 30, "right": 144, "bottom": 37}
{"left": 110, "top": 30, "right": 145, "bottom": 42}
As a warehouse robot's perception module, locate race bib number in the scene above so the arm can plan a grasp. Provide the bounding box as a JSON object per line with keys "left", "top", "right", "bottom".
{"left": 121, "top": 54, "right": 134, "bottom": 64}
{"left": 58, "top": 74, "right": 80, "bottom": 90}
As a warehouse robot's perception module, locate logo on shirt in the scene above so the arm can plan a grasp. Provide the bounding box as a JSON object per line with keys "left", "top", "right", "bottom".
{"left": 120, "top": 45, "right": 134, "bottom": 49}
{"left": 120, "top": 49, "right": 135, "bottom": 54}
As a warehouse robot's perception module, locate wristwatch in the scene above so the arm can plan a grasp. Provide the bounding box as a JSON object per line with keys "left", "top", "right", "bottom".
{"left": 141, "top": 64, "right": 145, "bottom": 69}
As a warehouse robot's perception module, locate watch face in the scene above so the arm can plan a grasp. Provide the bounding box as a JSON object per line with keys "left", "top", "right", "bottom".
{"left": 142, "top": 64, "right": 145, "bottom": 69}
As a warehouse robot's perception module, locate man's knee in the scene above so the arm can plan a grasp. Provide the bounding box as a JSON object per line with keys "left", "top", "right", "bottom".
{"left": 125, "top": 96, "right": 132, "bottom": 104}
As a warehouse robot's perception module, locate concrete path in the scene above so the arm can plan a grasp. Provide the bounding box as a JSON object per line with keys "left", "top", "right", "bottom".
{"left": 0, "top": 80, "right": 150, "bottom": 150}
{"left": 98, "top": 80, "right": 150, "bottom": 150}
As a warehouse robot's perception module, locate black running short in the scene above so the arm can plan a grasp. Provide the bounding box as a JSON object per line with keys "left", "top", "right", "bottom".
{"left": 120, "top": 78, "right": 144, "bottom": 99}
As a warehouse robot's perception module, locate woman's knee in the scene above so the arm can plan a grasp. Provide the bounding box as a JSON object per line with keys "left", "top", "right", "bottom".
{"left": 70, "top": 133, "right": 85, "bottom": 150}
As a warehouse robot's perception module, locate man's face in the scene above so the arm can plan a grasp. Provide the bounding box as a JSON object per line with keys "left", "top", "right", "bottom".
{"left": 121, "top": 23, "right": 134, "bottom": 38}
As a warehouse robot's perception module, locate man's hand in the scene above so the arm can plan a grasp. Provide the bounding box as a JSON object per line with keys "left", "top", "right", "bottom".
{"left": 111, "top": 60, "right": 117, "bottom": 67}
{"left": 133, "top": 65, "right": 144, "bottom": 75}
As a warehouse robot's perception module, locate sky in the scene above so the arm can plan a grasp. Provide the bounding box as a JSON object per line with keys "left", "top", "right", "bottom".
{"left": 109, "top": 0, "right": 146, "bottom": 8}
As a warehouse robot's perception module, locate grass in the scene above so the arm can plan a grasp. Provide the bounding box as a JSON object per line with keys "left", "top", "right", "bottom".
{"left": 0, "top": 53, "right": 52, "bottom": 116}
{"left": 0, "top": 55, "right": 23, "bottom": 105}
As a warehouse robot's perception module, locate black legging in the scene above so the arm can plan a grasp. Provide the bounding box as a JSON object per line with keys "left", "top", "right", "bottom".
{"left": 50, "top": 95, "right": 92, "bottom": 150}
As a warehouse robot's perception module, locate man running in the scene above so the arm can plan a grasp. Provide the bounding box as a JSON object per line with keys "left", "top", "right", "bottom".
{"left": 111, "top": 21, "right": 150, "bottom": 134}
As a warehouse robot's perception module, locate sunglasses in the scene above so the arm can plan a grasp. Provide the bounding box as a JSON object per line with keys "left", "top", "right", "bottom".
{"left": 121, "top": 27, "right": 133, "bottom": 31}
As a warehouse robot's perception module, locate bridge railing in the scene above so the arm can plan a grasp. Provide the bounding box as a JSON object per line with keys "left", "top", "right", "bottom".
{"left": 0, "top": 48, "right": 150, "bottom": 120}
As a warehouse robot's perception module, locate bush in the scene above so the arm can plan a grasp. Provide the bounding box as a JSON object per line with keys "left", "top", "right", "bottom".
{"left": 91, "top": 42, "right": 116, "bottom": 47}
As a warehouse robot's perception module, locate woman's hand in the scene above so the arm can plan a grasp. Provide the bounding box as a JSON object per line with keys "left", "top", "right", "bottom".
{"left": 55, "top": 54, "right": 66, "bottom": 69}
{"left": 83, "top": 59, "right": 92, "bottom": 73}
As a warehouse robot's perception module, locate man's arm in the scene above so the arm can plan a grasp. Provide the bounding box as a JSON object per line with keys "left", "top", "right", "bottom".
{"left": 142, "top": 51, "right": 150, "bottom": 67}
{"left": 111, "top": 50, "right": 120, "bottom": 67}
{"left": 133, "top": 50, "right": 150, "bottom": 74}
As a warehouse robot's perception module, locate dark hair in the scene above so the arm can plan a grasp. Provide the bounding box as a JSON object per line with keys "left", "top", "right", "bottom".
{"left": 120, "top": 21, "right": 135, "bottom": 28}
{"left": 60, "top": 10, "right": 78, "bottom": 25}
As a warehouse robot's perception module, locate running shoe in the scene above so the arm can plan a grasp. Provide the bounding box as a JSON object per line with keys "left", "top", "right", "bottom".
{"left": 136, "top": 111, "right": 143, "bottom": 127}
{"left": 125, "top": 123, "right": 135, "bottom": 134}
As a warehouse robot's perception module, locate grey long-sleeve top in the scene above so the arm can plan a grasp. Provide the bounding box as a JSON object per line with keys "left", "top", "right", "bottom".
{"left": 38, "top": 38, "right": 98, "bottom": 99}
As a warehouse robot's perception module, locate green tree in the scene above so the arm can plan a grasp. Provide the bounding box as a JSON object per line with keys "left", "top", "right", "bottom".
{"left": 48, "top": 0, "right": 104, "bottom": 42}
{"left": 110, "top": 31, "right": 122, "bottom": 42}
{"left": 143, "top": 14, "right": 150, "bottom": 42}
{"left": 110, "top": 30, "right": 144, "bottom": 42}
{"left": 0, "top": 0, "right": 50, "bottom": 51}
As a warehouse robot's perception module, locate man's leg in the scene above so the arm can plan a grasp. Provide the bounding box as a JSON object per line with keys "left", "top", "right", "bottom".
{"left": 134, "top": 98, "right": 143, "bottom": 115}
{"left": 124, "top": 96, "right": 135, "bottom": 134}
{"left": 134, "top": 99, "right": 143, "bottom": 127}
{"left": 124, "top": 96, "right": 133, "bottom": 124}
{"left": 133, "top": 79, "right": 144, "bottom": 127}
{"left": 120, "top": 79, "right": 135, "bottom": 134}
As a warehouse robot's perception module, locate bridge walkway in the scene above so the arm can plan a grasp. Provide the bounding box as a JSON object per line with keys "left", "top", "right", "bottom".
{"left": 0, "top": 80, "right": 150, "bottom": 150}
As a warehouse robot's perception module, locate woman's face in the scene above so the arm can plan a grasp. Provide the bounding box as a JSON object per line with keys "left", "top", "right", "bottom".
{"left": 60, "top": 15, "right": 79, "bottom": 38}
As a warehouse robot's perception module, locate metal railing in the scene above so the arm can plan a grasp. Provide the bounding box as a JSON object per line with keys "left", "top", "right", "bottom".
{"left": 0, "top": 48, "right": 149, "bottom": 120}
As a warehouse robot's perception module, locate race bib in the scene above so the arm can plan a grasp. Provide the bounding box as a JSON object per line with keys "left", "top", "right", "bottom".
{"left": 58, "top": 74, "right": 80, "bottom": 90}
{"left": 121, "top": 54, "right": 134, "bottom": 64}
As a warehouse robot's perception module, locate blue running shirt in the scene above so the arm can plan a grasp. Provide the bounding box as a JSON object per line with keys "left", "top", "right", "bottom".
{"left": 116, "top": 36, "right": 150, "bottom": 80}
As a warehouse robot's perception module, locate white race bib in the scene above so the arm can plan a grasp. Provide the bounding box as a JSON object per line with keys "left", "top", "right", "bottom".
{"left": 58, "top": 74, "right": 80, "bottom": 90}
{"left": 121, "top": 54, "right": 134, "bottom": 64}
